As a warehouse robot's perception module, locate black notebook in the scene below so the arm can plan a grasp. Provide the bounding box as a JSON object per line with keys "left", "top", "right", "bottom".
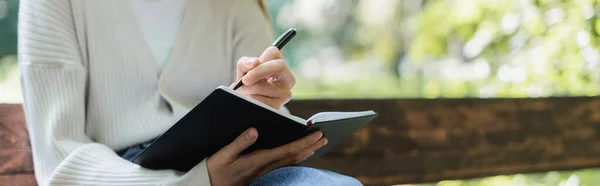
{"left": 131, "top": 86, "right": 377, "bottom": 172}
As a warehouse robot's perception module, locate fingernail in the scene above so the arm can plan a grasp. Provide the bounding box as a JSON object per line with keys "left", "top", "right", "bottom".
{"left": 247, "top": 128, "right": 257, "bottom": 140}
{"left": 322, "top": 138, "right": 328, "bottom": 146}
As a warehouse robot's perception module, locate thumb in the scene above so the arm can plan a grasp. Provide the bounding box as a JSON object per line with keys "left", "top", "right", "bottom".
{"left": 213, "top": 128, "right": 258, "bottom": 164}
{"left": 259, "top": 46, "right": 282, "bottom": 63}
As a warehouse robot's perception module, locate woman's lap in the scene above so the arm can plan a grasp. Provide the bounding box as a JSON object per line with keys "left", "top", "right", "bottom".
{"left": 250, "top": 166, "right": 362, "bottom": 186}
{"left": 117, "top": 143, "right": 361, "bottom": 186}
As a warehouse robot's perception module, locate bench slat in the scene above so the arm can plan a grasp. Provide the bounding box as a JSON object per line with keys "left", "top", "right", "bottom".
{"left": 4, "top": 96, "right": 600, "bottom": 185}
{"left": 0, "top": 174, "right": 37, "bottom": 186}
{"left": 286, "top": 98, "right": 600, "bottom": 185}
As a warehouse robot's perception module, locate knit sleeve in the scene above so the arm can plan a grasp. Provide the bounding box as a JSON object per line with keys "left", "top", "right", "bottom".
{"left": 18, "top": 0, "right": 210, "bottom": 185}
{"left": 231, "top": 0, "right": 294, "bottom": 114}
{"left": 231, "top": 0, "right": 274, "bottom": 72}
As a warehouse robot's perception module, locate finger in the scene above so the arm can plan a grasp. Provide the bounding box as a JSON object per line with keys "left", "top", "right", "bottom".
{"left": 236, "top": 57, "right": 260, "bottom": 79}
{"left": 241, "top": 131, "right": 322, "bottom": 169}
{"left": 259, "top": 46, "right": 283, "bottom": 63}
{"left": 234, "top": 132, "right": 324, "bottom": 179}
{"left": 242, "top": 59, "right": 286, "bottom": 85}
{"left": 255, "top": 137, "right": 328, "bottom": 177}
{"left": 294, "top": 137, "right": 328, "bottom": 164}
{"left": 211, "top": 128, "right": 258, "bottom": 165}
{"left": 238, "top": 80, "right": 292, "bottom": 99}
{"left": 254, "top": 155, "right": 300, "bottom": 178}
{"left": 248, "top": 94, "right": 287, "bottom": 109}
{"left": 264, "top": 131, "right": 323, "bottom": 161}
{"left": 237, "top": 80, "right": 292, "bottom": 109}
{"left": 268, "top": 70, "right": 295, "bottom": 90}
{"left": 242, "top": 59, "right": 295, "bottom": 89}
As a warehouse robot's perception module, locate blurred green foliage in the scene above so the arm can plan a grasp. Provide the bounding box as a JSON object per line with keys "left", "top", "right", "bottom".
{"left": 405, "top": 0, "right": 600, "bottom": 98}
{"left": 0, "top": 0, "right": 18, "bottom": 81}
{"left": 416, "top": 168, "right": 600, "bottom": 186}
{"left": 0, "top": 0, "right": 17, "bottom": 57}
{"left": 267, "top": 0, "right": 600, "bottom": 99}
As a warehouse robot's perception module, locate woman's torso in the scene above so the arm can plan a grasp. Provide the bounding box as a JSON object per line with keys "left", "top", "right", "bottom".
{"left": 71, "top": 0, "right": 251, "bottom": 150}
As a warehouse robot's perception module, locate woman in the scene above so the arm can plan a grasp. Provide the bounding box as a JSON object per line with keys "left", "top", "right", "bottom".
{"left": 18, "top": 0, "right": 361, "bottom": 185}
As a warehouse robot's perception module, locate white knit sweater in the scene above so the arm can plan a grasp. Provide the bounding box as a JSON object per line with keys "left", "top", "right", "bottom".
{"left": 18, "top": 0, "right": 273, "bottom": 185}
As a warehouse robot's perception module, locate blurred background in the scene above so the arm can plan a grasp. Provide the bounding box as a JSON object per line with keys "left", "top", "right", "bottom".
{"left": 267, "top": 0, "right": 600, "bottom": 99}
{"left": 2, "top": 0, "right": 600, "bottom": 185}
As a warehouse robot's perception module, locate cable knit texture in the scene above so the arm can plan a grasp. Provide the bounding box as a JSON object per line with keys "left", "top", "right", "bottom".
{"left": 18, "top": 0, "right": 273, "bottom": 185}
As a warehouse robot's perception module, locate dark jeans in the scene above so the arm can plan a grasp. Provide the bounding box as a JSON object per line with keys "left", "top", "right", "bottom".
{"left": 116, "top": 138, "right": 155, "bottom": 161}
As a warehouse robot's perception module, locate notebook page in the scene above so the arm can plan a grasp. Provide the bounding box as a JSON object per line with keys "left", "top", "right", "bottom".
{"left": 308, "top": 111, "right": 376, "bottom": 124}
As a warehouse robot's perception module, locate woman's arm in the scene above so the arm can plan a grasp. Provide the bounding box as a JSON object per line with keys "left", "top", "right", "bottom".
{"left": 230, "top": 0, "right": 274, "bottom": 64}
{"left": 18, "top": 0, "right": 210, "bottom": 185}
{"left": 230, "top": 0, "right": 293, "bottom": 112}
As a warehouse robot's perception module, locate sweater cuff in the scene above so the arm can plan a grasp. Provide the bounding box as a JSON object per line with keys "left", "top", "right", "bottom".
{"left": 176, "top": 158, "right": 211, "bottom": 186}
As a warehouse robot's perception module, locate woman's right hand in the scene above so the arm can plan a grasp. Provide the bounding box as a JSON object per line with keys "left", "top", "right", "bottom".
{"left": 206, "top": 128, "right": 328, "bottom": 186}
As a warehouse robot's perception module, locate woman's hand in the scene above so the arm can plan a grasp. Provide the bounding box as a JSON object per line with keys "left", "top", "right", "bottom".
{"left": 233, "top": 46, "right": 295, "bottom": 109}
{"left": 206, "top": 128, "right": 327, "bottom": 186}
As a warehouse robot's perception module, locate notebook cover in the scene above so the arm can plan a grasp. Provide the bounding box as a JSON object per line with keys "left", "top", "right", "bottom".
{"left": 131, "top": 87, "right": 375, "bottom": 172}
{"left": 299, "top": 114, "right": 376, "bottom": 166}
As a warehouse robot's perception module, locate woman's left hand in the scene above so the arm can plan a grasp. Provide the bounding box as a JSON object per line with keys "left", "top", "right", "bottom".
{"left": 233, "top": 46, "right": 295, "bottom": 109}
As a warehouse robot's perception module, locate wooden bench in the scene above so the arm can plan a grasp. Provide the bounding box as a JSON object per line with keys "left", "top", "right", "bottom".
{"left": 3, "top": 97, "right": 600, "bottom": 185}
{"left": 0, "top": 104, "right": 36, "bottom": 186}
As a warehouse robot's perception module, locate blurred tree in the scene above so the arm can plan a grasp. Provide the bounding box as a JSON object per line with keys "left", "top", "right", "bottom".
{"left": 0, "top": 0, "right": 18, "bottom": 80}
{"left": 405, "top": 0, "right": 600, "bottom": 97}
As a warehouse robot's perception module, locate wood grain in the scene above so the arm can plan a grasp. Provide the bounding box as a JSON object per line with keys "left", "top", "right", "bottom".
{"left": 0, "top": 104, "right": 36, "bottom": 186}
{"left": 0, "top": 174, "right": 37, "bottom": 186}
{"left": 0, "top": 104, "right": 29, "bottom": 150}
{"left": 0, "top": 104, "right": 33, "bottom": 175}
{"left": 286, "top": 98, "right": 600, "bottom": 185}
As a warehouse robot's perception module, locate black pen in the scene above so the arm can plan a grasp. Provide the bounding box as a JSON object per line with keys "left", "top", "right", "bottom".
{"left": 231, "top": 28, "right": 297, "bottom": 90}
